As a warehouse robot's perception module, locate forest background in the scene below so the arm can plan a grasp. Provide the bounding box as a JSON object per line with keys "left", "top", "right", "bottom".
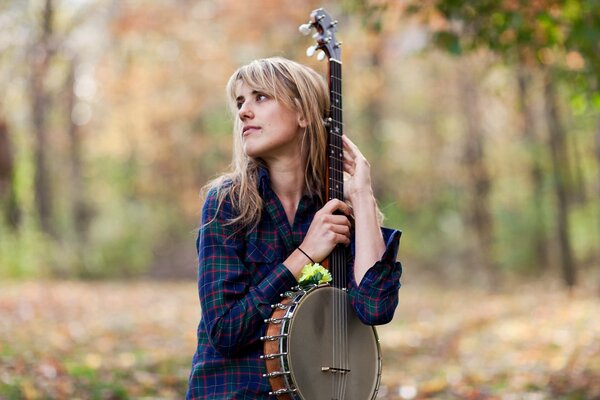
{"left": 0, "top": 0, "right": 599, "bottom": 399}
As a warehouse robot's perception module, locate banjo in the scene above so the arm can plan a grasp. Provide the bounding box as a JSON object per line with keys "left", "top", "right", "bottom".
{"left": 261, "top": 8, "right": 382, "bottom": 400}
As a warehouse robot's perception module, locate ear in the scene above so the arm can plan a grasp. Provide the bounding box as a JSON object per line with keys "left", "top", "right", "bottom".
{"left": 297, "top": 113, "right": 308, "bottom": 128}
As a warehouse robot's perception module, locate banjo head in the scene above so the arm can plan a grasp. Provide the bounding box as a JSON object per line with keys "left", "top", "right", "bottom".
{"left": 287, "top": 286, "right": 381, "bottom": 400}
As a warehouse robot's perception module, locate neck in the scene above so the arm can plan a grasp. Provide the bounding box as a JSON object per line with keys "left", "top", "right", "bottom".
{"left": 266, "top": 157, "right": 305, "bottom": 205}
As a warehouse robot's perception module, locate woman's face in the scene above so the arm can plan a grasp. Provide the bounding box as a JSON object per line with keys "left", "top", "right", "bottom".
{"left": 235, "top": 81, "right": 306, "bottom": 161}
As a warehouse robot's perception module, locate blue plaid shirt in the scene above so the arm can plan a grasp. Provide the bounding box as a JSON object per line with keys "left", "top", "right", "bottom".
{"left": 186, "top": 167, "right": 402, "bottom": 399}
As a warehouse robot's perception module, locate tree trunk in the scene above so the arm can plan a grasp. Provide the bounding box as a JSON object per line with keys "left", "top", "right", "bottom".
{"left": 30, "top": 0, "right": 55, "bottom": 236}
{"left": 0, "top": 118, "right": 20, "bottom": 229}
{"left": 568, "top": 123, "right": 587, "bottom": 204}
{"left": 543, "top": 70, "right": 576, "bottom": 288}
{"left": 66, "top": 57, "right": 91, "bottom": 242}
{"left": 516, "top": 64, "right": 548, "bottom": 272}
{"left": 0, "top": 119, "right": 11, "bottom": 197}
{"left": 596, "top": 114, "right": 600, "bottom": 293}
{"left": 458, "top": 59, "right": 499, "bottom": 289}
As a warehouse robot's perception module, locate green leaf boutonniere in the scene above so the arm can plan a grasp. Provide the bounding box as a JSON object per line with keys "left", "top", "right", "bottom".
{"left": 298, "top": 263, "right": 332, "bottom": 287}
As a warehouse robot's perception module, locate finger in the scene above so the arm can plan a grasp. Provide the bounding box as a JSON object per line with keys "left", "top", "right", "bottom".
{"left": 342, "top": 136, "right": 354, "bottom": 157}
{"left": 343, "top": 140, "right": 370, "bottom": 172}
{"left": 342, "top": 134, "right": 360, "bottom": 154}
{"left": 343, "top": 155, "right": 356, "bottom": 171}
{"left": 343, "top": 136, "right": 369, "bottom": 168}
{"left": 343, "top": 148, "right": 356, "bottom": 162}
{"left": 329, "top": 214, "right": 352, "bottom": 227}
{"left": 320, "top": 214, "right": 352, "bottom": 231}
{"left": 330, "top": 222, "right": 351, "bottom": 235}
{"left": 337, "top": 233, "right": 351, "bottom": 245}
{"left": 322, "top": 198, "right": 352, "bottom": 215}
{"left": 326, "top": 231, "right": 351, "bottom": 245}
{"left": 343, "top": 162, "right": 355, "bottom": 175}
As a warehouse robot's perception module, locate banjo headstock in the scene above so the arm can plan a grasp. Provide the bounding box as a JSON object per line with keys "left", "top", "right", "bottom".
{"left": 299, "top": 8, "right": 341, "bottom": 62}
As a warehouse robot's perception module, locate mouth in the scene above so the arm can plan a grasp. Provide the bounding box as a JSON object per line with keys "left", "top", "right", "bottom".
{"left": 242, "top": 125, "right": 260, "bottom": 136}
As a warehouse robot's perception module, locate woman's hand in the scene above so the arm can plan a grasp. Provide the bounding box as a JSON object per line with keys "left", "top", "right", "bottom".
{"left": 342, "top": 135, "right": 374, "bottom": 202}
{"left": 299, "top": 199, "right": 352, "bottom": 263}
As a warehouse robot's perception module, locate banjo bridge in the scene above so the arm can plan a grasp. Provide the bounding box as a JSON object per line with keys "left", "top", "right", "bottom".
{"left": 321, "top": 366, "right": 351, "bottom": 374}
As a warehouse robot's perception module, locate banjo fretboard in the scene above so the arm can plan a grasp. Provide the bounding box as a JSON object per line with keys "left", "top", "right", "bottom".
{"left": 327, "top": 58, "right": 347, "bottom": 290}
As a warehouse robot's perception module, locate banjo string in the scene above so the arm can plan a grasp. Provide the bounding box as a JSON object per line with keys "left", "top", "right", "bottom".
{"left": 329, "top": 60, "right": 349, "bottom": 399}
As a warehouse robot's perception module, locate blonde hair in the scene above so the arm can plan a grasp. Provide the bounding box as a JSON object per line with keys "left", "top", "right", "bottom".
{"left": 203, "top": 57, "right": 330, "bottom": 229}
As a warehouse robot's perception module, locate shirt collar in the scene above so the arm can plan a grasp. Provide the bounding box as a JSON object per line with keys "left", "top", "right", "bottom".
{"left": 257, "top": 164, "right": 271, "bottom": 197}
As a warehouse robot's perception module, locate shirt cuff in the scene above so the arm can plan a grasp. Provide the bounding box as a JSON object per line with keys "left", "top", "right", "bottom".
{"left": 253, "top": 262, "right": 297, "bottom": 319}
{"left": 348, "top": 226, "right": 402, "bottom": 292}
{"left": 380, "top": 227, "right": 401, "bottom": 264}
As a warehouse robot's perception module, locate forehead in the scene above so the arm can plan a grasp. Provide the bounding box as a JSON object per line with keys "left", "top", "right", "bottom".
{"left": 233, "top": 81, "right": 255, "bottom": 97}
{"left": 231, "top": 68, "right": 280, "bottom": 96}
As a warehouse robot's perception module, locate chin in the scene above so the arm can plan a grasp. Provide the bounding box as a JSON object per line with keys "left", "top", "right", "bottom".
{"left": 243, "top": 142, "right": 254, "bottom": 154}
{"left": 243, "top": 145, "right": 262, "bottom": 159}
{"left": 243, "top": 141, "right": 271, "bottom": 159}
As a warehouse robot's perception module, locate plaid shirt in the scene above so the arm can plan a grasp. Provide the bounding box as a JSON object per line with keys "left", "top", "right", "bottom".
{"left": 186, "top": 167, "right": 402, "bottom": 399}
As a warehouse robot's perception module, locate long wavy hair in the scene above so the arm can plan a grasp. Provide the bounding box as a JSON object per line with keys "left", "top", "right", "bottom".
{"left": 202, "top": 57, "right": 330, "bottom": 230}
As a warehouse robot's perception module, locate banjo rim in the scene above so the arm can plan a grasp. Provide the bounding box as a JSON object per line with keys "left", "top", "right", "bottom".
{"left": 263, "top": 284, "right": 382, "bottom": 400}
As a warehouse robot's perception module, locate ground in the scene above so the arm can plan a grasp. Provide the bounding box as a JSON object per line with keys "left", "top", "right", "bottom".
{"left": 0, "top": 280, "right": 599, "bottom": 399}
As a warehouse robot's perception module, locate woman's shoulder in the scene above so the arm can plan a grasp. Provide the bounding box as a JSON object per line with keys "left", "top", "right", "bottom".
{"left": 201, "top": 177, "right": 236, "bottom": 220}
{"left": 204, "top": 179, "right": 232, "bottom": 200}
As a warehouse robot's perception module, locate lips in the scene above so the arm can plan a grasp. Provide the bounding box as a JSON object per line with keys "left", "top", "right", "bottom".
{"left": 242, "top": 125, "right": 260, "bottom": 136}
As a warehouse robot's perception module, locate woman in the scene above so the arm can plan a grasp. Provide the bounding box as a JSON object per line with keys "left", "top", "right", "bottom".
{"left": 186, "top": 57, "right": 402, "bottom": 399}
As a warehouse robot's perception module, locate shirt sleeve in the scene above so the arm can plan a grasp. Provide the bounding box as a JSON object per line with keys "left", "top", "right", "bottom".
{"left": 347, "top": 227, "right": 402, "bottom": 325}
{"left": 196, "top": 188, "right": 297, "bottom": 357}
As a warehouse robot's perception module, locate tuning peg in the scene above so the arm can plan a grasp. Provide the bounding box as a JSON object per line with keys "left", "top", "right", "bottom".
{"left": 317, "top": 50, "right": 326, "bottom": 61}
{"left": 298, "top": 23, "right": 312, "bottom": 35}
{"left": 306, "top": 45, "right": 317, "bottom": 57}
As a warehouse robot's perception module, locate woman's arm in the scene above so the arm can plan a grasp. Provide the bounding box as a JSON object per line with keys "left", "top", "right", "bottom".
{"left": 342, "top": 134, "right": 386, "bottom": 285}
{"left": 197, "top": 188, "right": 297, "bottom": 357}
{"left": 342, "top": 135, "right": 403, "bottom": 325}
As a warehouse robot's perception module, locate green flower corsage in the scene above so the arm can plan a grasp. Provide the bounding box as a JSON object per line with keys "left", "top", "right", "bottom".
{"left": 298, "top": 263, "right": 332, "bottom": 287}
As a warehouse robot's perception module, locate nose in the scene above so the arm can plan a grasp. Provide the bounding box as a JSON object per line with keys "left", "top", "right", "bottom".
{"left": 238, "top": 101, "right": 253, "bottom": 121}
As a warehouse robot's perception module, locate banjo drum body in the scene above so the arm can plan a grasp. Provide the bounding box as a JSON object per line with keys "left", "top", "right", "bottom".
{"left": 262, "top": 285, "right": 382, "bottom": 399}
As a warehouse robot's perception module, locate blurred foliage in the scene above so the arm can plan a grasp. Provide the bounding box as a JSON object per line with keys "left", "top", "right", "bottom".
{"left": 0, "top": 0, "right": 598, "bottom": 285}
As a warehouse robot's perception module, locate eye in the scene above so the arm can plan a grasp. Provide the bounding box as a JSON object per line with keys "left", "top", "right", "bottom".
{"left": 256, "top": 93, "right": 268, "bottom": 102}
{"left": 235, "top": 99, "right": 244, "bottom": 110}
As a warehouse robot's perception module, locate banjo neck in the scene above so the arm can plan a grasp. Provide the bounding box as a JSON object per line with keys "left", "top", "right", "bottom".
{"left": 300, "top": 8, "right": 347, "bottom": 289}
{"left": 326, "top": 58, "right": 347, "bottom": 290}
